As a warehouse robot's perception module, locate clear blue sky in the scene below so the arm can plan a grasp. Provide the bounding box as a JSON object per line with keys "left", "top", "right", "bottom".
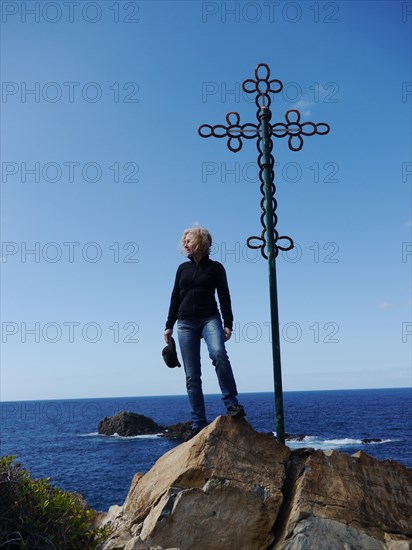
{"left": 1, "top": 0, "right": 411, "bottom": 401}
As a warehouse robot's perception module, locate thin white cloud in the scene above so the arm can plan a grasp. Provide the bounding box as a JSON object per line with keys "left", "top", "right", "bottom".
{"left": 295, "top": 98, "right": 312, "bottom": 109}
{"left": 378, "top": 300, "right": 411, "bottom": 310}
{"left": 378, "top": 302, "right": 394, "bottom": 310}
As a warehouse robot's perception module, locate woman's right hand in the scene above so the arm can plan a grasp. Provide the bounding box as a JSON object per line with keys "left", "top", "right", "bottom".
{"left": 164, "top": 329, "right": 173, "bottom": 343}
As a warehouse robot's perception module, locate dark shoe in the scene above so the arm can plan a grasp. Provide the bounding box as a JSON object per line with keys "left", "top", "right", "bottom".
{"left": 226, "top": 404, "right": 246, "bottom": 418}
{"left": 184, "top": 427, "right": 204, "bottom": 442}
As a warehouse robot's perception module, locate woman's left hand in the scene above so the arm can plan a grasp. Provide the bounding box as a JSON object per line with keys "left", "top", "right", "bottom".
{"left": 223, "top": 328, "right": 232, "bottom": 342}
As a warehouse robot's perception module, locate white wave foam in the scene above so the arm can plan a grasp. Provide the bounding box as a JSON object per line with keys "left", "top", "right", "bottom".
{"left": 309, "top": 437, "right": 363, "bottom": 446}
{"left": 282, "top": 435, "right": 392, "bottom": 450}
{"left": 78, "top": 432, "right": 163, "bottom": 440}
{"left": 111, "top": 433, "right": 163, "bottom": 440}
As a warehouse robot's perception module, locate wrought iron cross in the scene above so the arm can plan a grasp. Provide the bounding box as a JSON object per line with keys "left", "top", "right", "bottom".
{"left": 198, "top": 63, "right": 330, "bottom": 444}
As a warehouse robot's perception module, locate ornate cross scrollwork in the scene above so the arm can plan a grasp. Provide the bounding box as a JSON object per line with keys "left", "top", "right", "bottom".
{"left": 271, "top": 109, "right": 330, "bottom": 152}
{"left": 198, "top": 63, "right": 330, "bottom": 259}
{"left": 242, "top": 62, "right": 283, "bottom": 109}
{"left": 198, "top": 112, "right": 258, "bottom": 153}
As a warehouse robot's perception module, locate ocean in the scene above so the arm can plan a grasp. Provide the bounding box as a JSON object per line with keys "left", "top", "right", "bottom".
{"left": 1, "top": 388, "right": 411, "bottom": 512}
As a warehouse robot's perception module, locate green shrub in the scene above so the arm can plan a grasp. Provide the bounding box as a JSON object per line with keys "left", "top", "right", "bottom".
{"left": 0, "top": 456, "right": 110, "bottom": 549}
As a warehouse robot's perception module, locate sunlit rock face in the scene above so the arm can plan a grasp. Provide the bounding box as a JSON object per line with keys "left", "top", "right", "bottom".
{"left": 99, "top": 415, "right": 412, "bottom": 550}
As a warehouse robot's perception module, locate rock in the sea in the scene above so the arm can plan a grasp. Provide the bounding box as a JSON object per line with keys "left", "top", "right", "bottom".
{"left": 99, "top": 416, "right": 412, "bottom": 550}
{"left": 98, "top": 411, "right": 164, "bottom": 437}
{"left": 285, "top": 433, "right": 306, "bottom": 442}
{"left": 361, "top": 438, "right": 382, "bottom": 444}
{"left": 159, "top": 420, "right": 192, "bottom": 440}
{"left": 98, "top": 412, "right": 193, "bottom": 440}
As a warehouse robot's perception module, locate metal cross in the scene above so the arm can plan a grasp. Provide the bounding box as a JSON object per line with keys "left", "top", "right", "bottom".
{"left": 198, "top": 63, "right": 330, "bottom": 444}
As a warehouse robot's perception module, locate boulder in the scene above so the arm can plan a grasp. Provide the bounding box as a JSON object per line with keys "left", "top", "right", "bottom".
{"left": 274, "top": 448, "right": 412, "bottom": 549}
{"left": 99, "top": 416, "right": 412, "bottom": 550}
{"left": 100, "top": 416, "right": 289, "bottom": 549}
{"left": 98, "top": 411, "right": 164, "bottom": 437}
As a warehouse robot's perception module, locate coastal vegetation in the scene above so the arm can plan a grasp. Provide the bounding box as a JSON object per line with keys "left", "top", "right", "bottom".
{"left": 0, "top": 456, "right": 109, "bottom": 549}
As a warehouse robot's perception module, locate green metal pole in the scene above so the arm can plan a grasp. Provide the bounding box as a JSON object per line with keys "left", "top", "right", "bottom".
{"left": 260, "top": 106, "right": 285, "bottom": 445}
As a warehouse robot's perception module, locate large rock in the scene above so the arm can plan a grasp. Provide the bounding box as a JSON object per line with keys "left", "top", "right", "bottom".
{"left": 99, "top": 416, "right": 412, "bottom": 550}
{"left": 100, "top": 416, "right": 289, "bottom": 549}
{"left": 98, "top": 411, "right": 164, "bottom": 437}
{"left": 274, "top": 448, "right": 412, "bottom": 549}
{"left": 158, "top": 420, "right": 193, "bottom": 440}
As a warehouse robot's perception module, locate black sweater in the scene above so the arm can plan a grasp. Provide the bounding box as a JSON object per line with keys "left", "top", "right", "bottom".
{"left": 165, "top": 256, "right": 233, "bottom": 330}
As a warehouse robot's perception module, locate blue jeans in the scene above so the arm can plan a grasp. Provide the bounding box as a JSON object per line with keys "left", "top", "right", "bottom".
{"left": 177, "top": 315, "right": 239, "bottom": 429}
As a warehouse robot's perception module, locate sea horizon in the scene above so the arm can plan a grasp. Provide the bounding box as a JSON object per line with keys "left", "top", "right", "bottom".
{"left": 2, "top": 385, "right": 410, "bottom": 404}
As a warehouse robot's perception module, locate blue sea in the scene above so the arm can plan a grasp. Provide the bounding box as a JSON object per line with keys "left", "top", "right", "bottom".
{"left": 1, "top": 389, "right": 411, "bottom": 511}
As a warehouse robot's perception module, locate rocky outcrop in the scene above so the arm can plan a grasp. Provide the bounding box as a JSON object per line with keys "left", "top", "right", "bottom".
{"left": 159, "top": 420, "right": 193, "bottom": 440}
{"left": 97, "top": 412, "right": 192, "bottom": 440}
{"left": 99, "top": 416, "right": 412, "bottom": 550}
{"left": 273, "top": 448, "right": 412, "bottom": 549}
{"left": 98, "top": 411, "right": 164, "bottom": 437}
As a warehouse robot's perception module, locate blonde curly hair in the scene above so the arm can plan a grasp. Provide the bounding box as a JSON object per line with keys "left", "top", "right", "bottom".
{"left": 180, "top": 227, "right": 212, "bottom": 257}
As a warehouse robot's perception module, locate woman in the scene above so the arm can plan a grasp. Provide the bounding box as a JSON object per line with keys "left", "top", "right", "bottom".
{"left": 164, "top": 226, "right": 245, "bottom": 440}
